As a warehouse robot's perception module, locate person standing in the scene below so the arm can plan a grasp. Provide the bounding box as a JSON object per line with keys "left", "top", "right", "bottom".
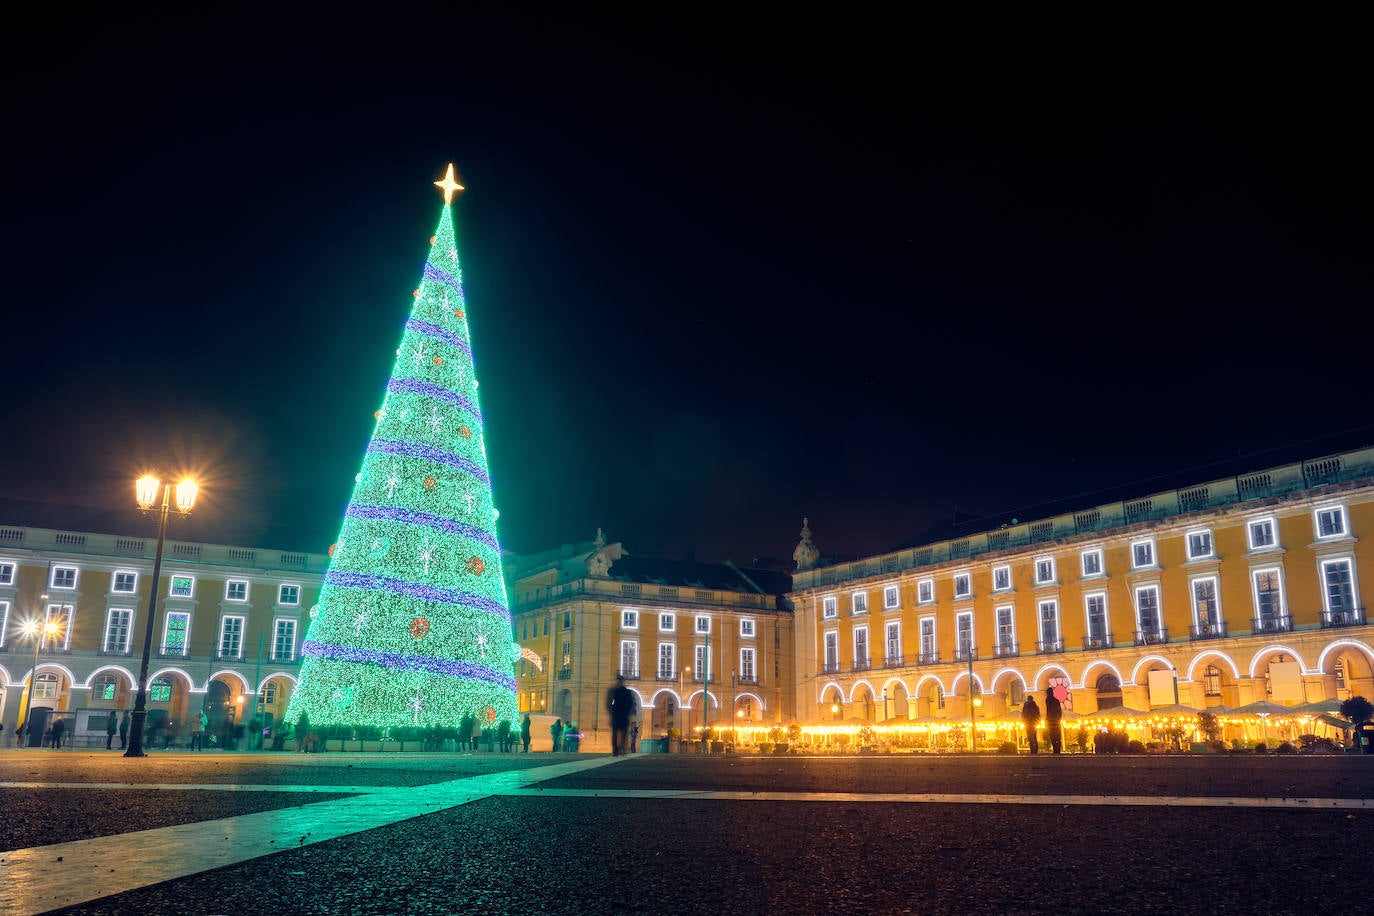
{"left": 550, "top": 718, "right": 563, "bottom": 753}
{"left": 118, "top": 711, "right": 130, "bottom": 749}
{"left": 106, "top": 712, "right": 118, "bottom": 749}
{"left": 629, "top": 723, "right": 639, "bottom": 753}
{"left": 521, "top": 714, "right": 532, "bottom": 753}
{"left": 50, "top": 716, "right": 66, "bottom": 750}
{"left": 1044, "top": 686, "right": 1063, "bottom": 754}
{"left": 1021, "top": 694, "right": 1041, "bottom": 754}
{"left": 606, "top": 675, "right": 636, "bottom": 757}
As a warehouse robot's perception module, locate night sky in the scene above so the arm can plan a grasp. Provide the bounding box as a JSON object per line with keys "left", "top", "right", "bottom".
{"left": 3, "top": 7, "right": 1371, "bottom": 565}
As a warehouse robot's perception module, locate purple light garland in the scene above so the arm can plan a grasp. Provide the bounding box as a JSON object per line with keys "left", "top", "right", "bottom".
{"left": 385, "top": 378, "right": 483, "bottom": 423}
{"left": 325, "top": 570, "right": 509, "bottom": 619}
{"left": 405, "top": 318, "right": 471, "bottom": 356}
{"left": 345, "top": 504, "right": 498, "bottom": 550}
{"left": 301, "top": 640, "right": 516, "bottom": 690}
{"left": 367, "top": 437, "right": 490, "bottom": 485}
{"left": 423, "top": 261, "right": 462, "bottom": 292}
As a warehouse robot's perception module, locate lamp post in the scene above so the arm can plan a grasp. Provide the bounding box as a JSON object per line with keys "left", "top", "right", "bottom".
{"left": 967, "top": 641, "right": 978, "bottom": 752}
{"left": 125, "top": 475, "right": 198, "bottom": 758}
{"left": 20, "top": 617, "right": 61, "bottom": 744}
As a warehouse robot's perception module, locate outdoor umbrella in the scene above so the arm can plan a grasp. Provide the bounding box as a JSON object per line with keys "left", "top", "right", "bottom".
{"left": 1231, "top": 700, "right": 1296, "bottom": 717}
{"left": 1292, "top": 699, "right": 1343, "bottom": 715}
{"left": 1148, "top": 704, "right": 1201, "bottom": 717}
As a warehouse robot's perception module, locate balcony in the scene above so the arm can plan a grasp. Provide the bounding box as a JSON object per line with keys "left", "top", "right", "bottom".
{"left": 215, "top": 650, "right": 245, "bottom": 662}
{"left": 1251, "top": 616, "right": 1293, "bottom": 634}
{"left": 557, "top": 668, "right": 572, "bottom": 680}
{"left": 850, "top": 660, "right": 871, "bottom": 673}
{"left": 1190, "top": 620, "right": 1228, "bottom": 640}
{"left": 915, "top": 651, "right": 940, "bottom": 665}
{"left": 820, "top": 662, "right": 841, "bottom": 675}
{"left": 736, "top": 675, "right": 759, "bottom": 686}
{"left": 655, "top": 672, "right": 677, "bottom": 682}
{"left": 953, "top": 647, "right": 977, "bottom": 663}
{"left": 1036, "top": 640, "right": 1064, "bottom": 654}
{"left": 157, "top": 648, "right": 188, "bottom": 659}
{"left": 1082, "top": 634, "right": 1113, "bottom": 651}
{"left": 97, "top": 647, "right": 134, "bottom": 657}
{"left": 1133, "top": 627, "right": 1169, "bottom": 647}
{"left": 883, "top": 654, "right": 905, "bottom": 668}
{"left": 1321, "top": 607, "right": 1366, "bottom": 628}
{"left": 616, "top": 669, "right": 640, "bottom": 681}
{"left": 993, "top": 642, "right": 1019, "bottom": 658}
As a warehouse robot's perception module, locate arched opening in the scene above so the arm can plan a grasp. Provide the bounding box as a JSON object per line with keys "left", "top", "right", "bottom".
{"left": 554, "top": 688, "right": 573, "bottom": 724}
{"left": 651, "top": 691, "right": 677, "bottom": 733}
{"left": 1096, "top": 674, "right": 1122, "bottom": 709}
{"left": 882, "top": 683, "right": 911, "bottom": 721}
{"left": 1322, "top": 644, "right": 1374, "bottom": 701}
{"left": 824, "top": 686, "right": 844, "bottom": 720}
{"left": 852, "top": 685, "right": 876, "bottom": 722}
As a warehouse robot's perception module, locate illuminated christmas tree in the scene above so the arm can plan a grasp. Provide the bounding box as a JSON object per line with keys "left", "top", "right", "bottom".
{"left": 287, "top": 164, "right": 517, "bottom": 732}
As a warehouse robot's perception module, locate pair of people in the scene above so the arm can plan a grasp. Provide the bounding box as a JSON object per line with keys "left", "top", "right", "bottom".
{"left": 1021, "top": 687, "right": 1064, "bottom": 754}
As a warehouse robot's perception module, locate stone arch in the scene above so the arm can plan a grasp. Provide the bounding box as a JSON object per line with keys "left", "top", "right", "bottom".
{"left": 881, "top": 677, "right": 912, "bottom": 720}
{"left": 821, "top": 683, "right": 846, "bottom": 720}
{"left": 733, "top": 691, "right": 765, "bottom": 723}
{"left": 850, "top": 682, "right": 877, "bottom": 721}
{"left": 1094, "top": 672, "right": 1124, "bottom": 709}
{"left": 206, "top": 669, "right": 252, "bottom": 694}
{"left": 849, "top": 678, "right": 877, "bottom": 704}
{"left": 1316, "top": 639, "right": 1374, "bottom": 682}
{"left": 1030, "top": 663, "right": 1071, "bottom": 690}
{"left": 1078, "top": 660, "right": 1125, "bottom": 691}
{"left": 1185, "top": 650, "right": 1241, "bottom": 682}
{"left": 949, "top": 671, "right": 986, "bottom": 694}
{"left": 1247, "top": 645, "right": 1307, "bottom": 678}
{"left": 1129, "top": 654, "right": 1177, "bottom": 685}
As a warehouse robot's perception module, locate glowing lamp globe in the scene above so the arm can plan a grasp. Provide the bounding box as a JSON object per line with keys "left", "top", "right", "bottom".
{"left": 174, "top": 480, "right": 199, "bottom": 513}
{"left": 135, "top": 476, "right": 160, "bottom": 510}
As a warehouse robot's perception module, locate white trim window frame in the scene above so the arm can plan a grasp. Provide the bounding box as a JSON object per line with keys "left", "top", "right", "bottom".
{"left": 0, "top": 561, "right": 14, "bottom": 586}
{"left": 853, "top": 625, "right": 869, "bottom": 669}
{"left": 162, "top": 611, "right": 191, "bottom": 655}
{"left": 822, "top": 595, "right": 838, "bottom": 619}
{"left": 919, "top": 616, "right": 937, "bottom": 661}
{"left": 657, "top": 642, "right": 675, "bottom": 679}
{"left": 1034, "top": 557, "right": 1056, "bottom": 585}
{"left": 823, "top": 630, "right": 839, "bottom": 671}
{"left": 659, "top": 612, "right": 675, "bottom": 632}
{"left": 952, "top": 571, "right": 972, "bottom": 600}
{"left": 1084, "top": 592, "right": 1109, "bottom": 646}
{"left": 995, "top": 604, "right": 1016, "bottom": 653}
{"left": 740, "top": 646, "right": 756, "bottom": 681}
{"left": 1247, "top": 516, "right": 1278, "bottom": 551}
{"left": 218, "top": 615, "right": 245, "bottom": 658}
{"left": 694, "top": 643, "right": 710, "bottom": 681}
{"left": 885, "top": 620, "right": 901, "bottom": 664}
{"left": 1191, "top": 576, "right": 1222, "bottom": 633}
{"left": 278, "top": 583, "right": 301, "bottom": 606}
{"left": 1185, "top": 529, "right": 1214, "bottom": 560}
{"left": 621, "top": 609, "right": 639, "bottom": 630}
{"left": 51, "top": 565, "right": 79, "bottom": 590}
{"left": 0, "top": 599, "right": 9, "bottom": 648}
{"left": 955, "top": 611, "right": 974, "bottom": 658}
{"left": 225, "top": 579, "right": 249, "bottom": 602}
{"left": 883, "top": 584, "right": 900, "bottom": 610}
{"left": 112, "top": 570, "right": 139, "bottom": 594}
{"left": 917, "top": 578, "right": 935, "bottom": 604}
{"left": 1320, "top": 557, "right": 1358, "bottom": 624}
{"left": 1134, "top": 585, "right": 1164, "bottom": 642}
{"left": 104, "top": 607, "right": 133, "bottom": 653}
{"left": 1081, "top": 548, "right": 1104, "bottom": 578}
{"left": 992, "top": 565, "right": 1012, "bottom": 592}
{"left": 739, "top": 617, "right": 755, "bottom": 638}
{"left": 1131, "top": 539, "right": 1157, "bottom": 570}
{"left": 851, "top": 591, "right": 869, "bottom": 616}
{"left": 619, "top": 639, "right": 638, "bottom": 678}
{"left": 695, "top": 614, "right": 711, "bottom": 635}
{"left": 1037, "top": 599, "right": 1061, "bottom": 652}
{"left": 1251, "top": 567, "right": 1287, "bottom": 626}
{"left": 169, "top": 574, "right": 195, "bottom": 599}
{"left": 273, "top": 617, "right": 298, "bottom": 661}
{"left": 44, "top": 602, "right": 74, "bottom": 650}
{"left": 1314, "top": 505, "right": 1348, "bottom": 539}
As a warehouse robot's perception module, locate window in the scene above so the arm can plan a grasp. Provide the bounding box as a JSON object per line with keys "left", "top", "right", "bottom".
{"left": 917, "top": 578, "right": 934, "bottom": 604}
{"left": 1186, "top": 530, "right": 1214, "bottom": 560}
{"left": 51, "top": 566, "right": 78, "bottom": 589}
{"left": 996, "top": 606, "right": 1015, "bottom": 651}
{"left": 169, "top": 575, "right": 194, "bottom": 598}
{"left": 1038, "top": 600, "right": 1060, "bottom": 651}
{"left": 953, "top": 572, "right": 972, "bottom": 599}
{"left": 265, "top": 683, "right": 278, "bottom": 705}
{"left": 885, "top": 621, "right": 901, "bottom": 663}
{"left": 694, "top": 643, "right": 710, "bottom": 681}
{"left": 919, "top": 617, "right": 936, "bottom": 660}
{"left": 658, "top": 643, "right": 675, "bottom": 679}
{"left": 278, "top": 584, "right": 300, "bottom": 605}
{"left": 112, "top": 571, "right": 138, "bottom": 593}
{"left": 621, "top": 609, "right": 638, "bottom": 629}
{"left": 44, "top": 604, "right": 72, "bottom": 649}
{"left": 883, "top": 585, "right": 900, "bottom": 609}
{"left": 740, "top": 647, "right": 756, "bottom": 681}
{"left": 823, "top": 631, "right": 839, "bottom": 670}
{"left": 955, "top": 612, "right": 973, "bottom": 658}
{"left": 993, "top": 565, "right": 1011, "bottom": 591}
{"left": 225, "top": 579, "right": 249, "bottom": 602}
{"left": 1081, "top": 549, "right": 1104, "bottom": 577}
{"left": 0, "top": 562, "right": 13, "bottom": 585}
{"left": 740, "top": 618, "right": 755, "bottom": 637}
{"left": 34, "top": 672, "right": 59, "bottom": 700}
{"left": 92, "top": 674, "right": 119, "bottom": 702}
{"left": 822, "top": 596, "right": 838, "bottom": 619}
{"left": 562, "top": 611, "right": 572, "bottom": 629}
{"left": 1315, "top": 506, "right": 1347, "bottom": 539}
{"left": 1131, "top": 540, "right": 1156, "bottom": 569}
{"left": 852, "top": 591, "right": 869, "bottom": 615}
{"left": 1322, "top": 559, "right": 1356, "bottom": 619}
{"left": 1248, "top": 517, "right": 1277, "bottom": 550}
{"left": 1252, "top": 568, "right": 1286, "bottom": 623}
{"left": 163, "top": 612, "right": 190, "bottom": 654}
{"left": 273, "top": 619, "right": 298, "bottom": 660}
{"left": 853, "top": 626, "right": 869, "bottom": 668}
{"left": 219, "top": 615, "right": 245, "bottom": 658}
{"left": 0, "top": 600, "right": 8, "bottom": 647}
{"left": 1203, "top": 665, "right": 1222, "bottom": 697}
{"left": 1085, "top": 593, "right": 1109, "bottom": 645}
{"left": 620, "top": 640, "right": 638, "bottom": 678}
{"left": 1135, "top": 586, "right": 1162, "bottom": 640}
{"left": 1035, "top": 557, "right": 1056, "bottom": 585}
{"left": 104, "top": 608, "right": 132, "bottom": 653}
{"left": 695, "top": 615, "right": 711, "bottom": 634}
{"left": 659, "top": 613, "right": 675, "bottom": 631}
{"left": 1192, "top": 577, "right": 1221, "bottom": 630}
{"left": 149, "top": 677, "right": 172, "bottom": 703}
{"left": 542, "top": 618, "right": 549, "bottom": 636}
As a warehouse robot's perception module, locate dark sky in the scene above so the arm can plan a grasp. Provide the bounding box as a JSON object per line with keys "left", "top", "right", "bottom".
{"left": 2, "top": 6, "right": 1371, "bottom": 565}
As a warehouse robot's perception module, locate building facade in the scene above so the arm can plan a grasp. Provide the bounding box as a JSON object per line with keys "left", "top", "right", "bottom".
{"left": 788, "top": 446, "right": 1374, "bottom": 738}
{"left": 509, "top": 530, "right": 795, "bottom": 752}
{"left": 0, "top": 525, "right": 325, "bottom": 747}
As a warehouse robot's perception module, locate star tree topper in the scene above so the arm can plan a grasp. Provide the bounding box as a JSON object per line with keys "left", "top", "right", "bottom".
{"left": 434, "top": 163, "right": 464, "bottom": 204}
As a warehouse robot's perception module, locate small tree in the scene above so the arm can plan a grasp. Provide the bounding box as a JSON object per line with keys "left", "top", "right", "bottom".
{"left": 1198, "top": 711, "right": 1221, "bottom": 744}
{"left": 1339, "top": 695, "right": 1373, "bottom": 726}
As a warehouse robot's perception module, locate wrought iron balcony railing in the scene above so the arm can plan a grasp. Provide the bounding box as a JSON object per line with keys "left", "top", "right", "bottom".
{"left": 1251, "top": 616, "right": 1293, "bottom": 634}
{"left": 1190, "top": 620, "right": 1228, "bottom": 640}
{"left": 1037, "top": 639, "right": 1064, "bottom": 654}
{"left": 1082, "top": 634, "right": 1113, "bottom": 650}
{"left": 993, "top": 642, "right": 1019, "bottom": 658}
{"left": 915, "top": 651, "right": 941, "bottom": 665}
{"left": 1321, "top": 607, "right": 1366, "bottom": 628}
{"left": 1133, "top": 627, "right": 1169, "bottom": 647}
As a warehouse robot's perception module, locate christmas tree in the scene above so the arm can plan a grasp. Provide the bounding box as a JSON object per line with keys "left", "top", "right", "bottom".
{"left": 286, "top": 164, "right": 518, "bottom": 732}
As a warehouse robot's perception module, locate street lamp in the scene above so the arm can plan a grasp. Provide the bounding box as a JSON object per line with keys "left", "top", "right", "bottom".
{"left": 20, "top": 617, "right": 61, "bottom": 745}
{"left": 125, "top": 474, "right": 198, "bottom": 758}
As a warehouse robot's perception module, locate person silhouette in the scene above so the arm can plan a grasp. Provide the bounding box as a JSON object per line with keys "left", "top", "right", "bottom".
{"left": 1021, "top": 694, "right": 1041, "bottom": 754}
{"left": 1044, "top": 686, "right": 1063, "bottom": 754}
{"left": 607, "top": 675, "right": 636, "bottom": 756}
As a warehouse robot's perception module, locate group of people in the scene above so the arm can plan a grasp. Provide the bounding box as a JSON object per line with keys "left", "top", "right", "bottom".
{"left": 1021, "top": 687, "right": 1065, "bottom": 754}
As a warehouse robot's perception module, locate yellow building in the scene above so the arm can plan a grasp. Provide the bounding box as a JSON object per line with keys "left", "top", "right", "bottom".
{"left": 0, "top": 526, "right": 324, "bottom": 747}
{"left": 788, "top": 445, "right": 1374, "bottom": 745}
{"left": 509, "top": 530, "right": 795, "bottom": 751}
